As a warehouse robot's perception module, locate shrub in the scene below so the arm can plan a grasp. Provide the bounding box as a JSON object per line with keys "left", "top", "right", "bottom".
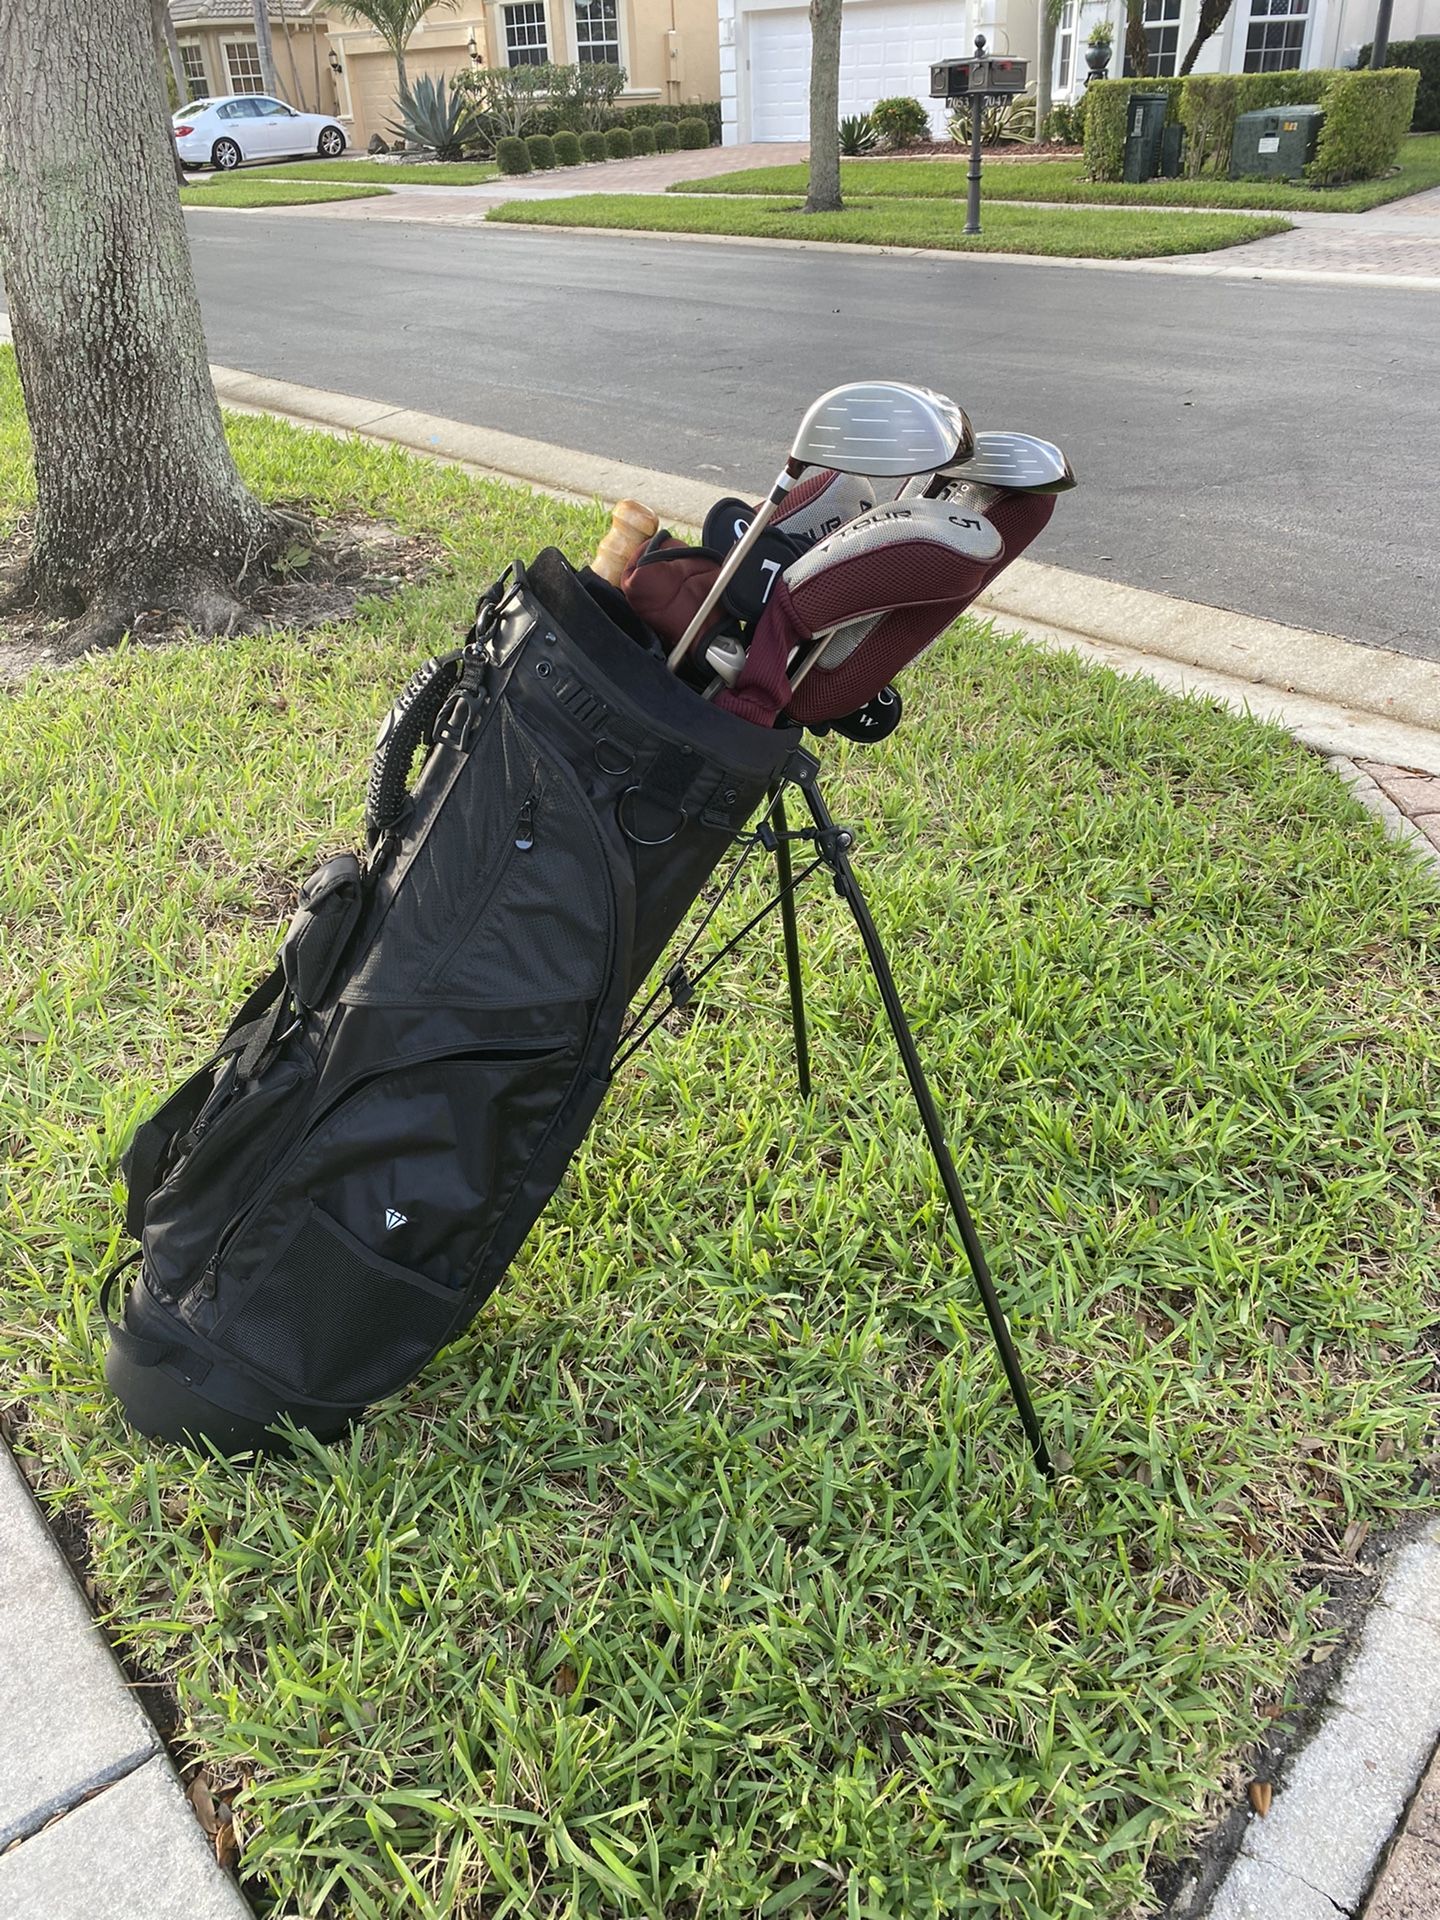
{"left": 495, "top": 135, "right": 533, "bottom": 175}
{"left": 630, "top": 123, "right": 656, "bottom": 155}
{"left": 653, "top": 120, "right": 679, "bottom": 151}
{"left": 979, "top": 87, "right": 1036, "bottom": 145}
{"left": 871, "top": 95, "right": 930, "bottom": 149}
{"left": 605, "top": 127, "right": 633, "bottom": 158}
{"left": 1308, "top": 68, "right": 1419, "bottom": 184}
{"left": 1083, "top": 77, "right": 1184, "bottom": 179}
{"left": 455, "top": 62, "right": 559, "bottom": 146}
{"left": 387, "top": 74, "right": 480, "bottom": 161}
{"left": 839, "top": 113, "right": 878, "bottom": 155}
{"left": 525, "top": 133, "right": 556, "bottom": 169}
{"left": 615, "top": 101, "right": 722, "bottom": 143}
{"left": 1174, "top": 68, "right": 1418, "bottom": 181}
{"left": 553, "top": 130, "right": 582, "bottom": 166}
{"left": 1042, "top": 100, "right": 1081, "bottom": 145}
{"left": 580, "top": 130, "right": 608, "bottom": 162}
{"left": 549, "top": 60, "right": 627, "bottom": 131}
{"left": 1358, "top": 38, "right": 1440, "bottom": 131}
{"left": 677, "top": 116, "right": 710, "bottom": 149}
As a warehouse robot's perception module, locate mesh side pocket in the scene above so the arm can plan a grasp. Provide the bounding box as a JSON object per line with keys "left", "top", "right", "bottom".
{"left": 220, "top": 1205, "right": 461, "bottom": 1407}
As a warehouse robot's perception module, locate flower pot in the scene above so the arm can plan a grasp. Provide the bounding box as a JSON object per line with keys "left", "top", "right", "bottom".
{"left": 1086, "top": 43, "right": 1112, "bottom": 75}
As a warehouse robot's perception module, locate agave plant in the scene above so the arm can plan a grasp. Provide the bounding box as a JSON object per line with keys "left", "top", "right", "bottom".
{"left": 387, "top": 73, "right": 480, "bottom": 161}
{"left": 838, "top": 113, "right": 879, "bottom": 156}
{"left": 980, "top": 87, "right": 1038, "bottom": 145}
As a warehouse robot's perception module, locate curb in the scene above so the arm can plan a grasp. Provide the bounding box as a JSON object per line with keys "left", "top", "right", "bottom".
{"left": 0, "top": 1441, "right": 250, "bottom": 1919}
{"left": 1199, "top": 1520, "right": 1440, "bottom": 1919}
{"left": 462, "top": 216, "right": 1440, "bottom": 293}
{"left": 207, "top": 362, "right": 1440, "bottom": 768}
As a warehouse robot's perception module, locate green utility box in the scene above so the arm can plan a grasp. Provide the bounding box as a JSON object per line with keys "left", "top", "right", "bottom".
{"left": 1230, "top": 104, "right": 1325, "bottom": 180}
{"left": 1123, "top": 91, "right": 1171, "bottom": 183}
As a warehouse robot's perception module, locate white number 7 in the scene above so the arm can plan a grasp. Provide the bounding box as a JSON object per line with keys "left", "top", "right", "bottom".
{"left": 759, "top": 557, "right": 783, "bottom": 602}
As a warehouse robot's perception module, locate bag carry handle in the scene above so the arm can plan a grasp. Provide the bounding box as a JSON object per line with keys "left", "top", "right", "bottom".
{"left": 366, "top": 652, "right": 462, "bottom": 844}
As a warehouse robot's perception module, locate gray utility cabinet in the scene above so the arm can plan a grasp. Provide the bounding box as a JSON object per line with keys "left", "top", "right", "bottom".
{"left": 1230, "top": 105, "right": 1325, "bottom": 181}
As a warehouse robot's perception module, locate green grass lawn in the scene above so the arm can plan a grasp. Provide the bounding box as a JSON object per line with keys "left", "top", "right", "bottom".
{"left": 240, "top": 158, "right": 500, "bottom": 186}
{"left": 675, "top": 132, "right": 1440, "bottom": 214}
{"left": 3, "top": 344, "right": 1439, "bottom": 1917}
{"left": 488, "top": 193, "right": 1288, "bottom": 258}
{"left": 180, "top": 177, "right": 388, "bottom": 210}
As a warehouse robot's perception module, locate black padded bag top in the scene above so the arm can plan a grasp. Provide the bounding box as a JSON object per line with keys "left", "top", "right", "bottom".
{"left": 105, "top": 552, "right": 798, "bottom": 1452}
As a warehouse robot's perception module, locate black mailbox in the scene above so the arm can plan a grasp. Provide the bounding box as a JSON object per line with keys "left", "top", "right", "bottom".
{"left": 930, "top": 55, "right": 1028, "bottom": 98}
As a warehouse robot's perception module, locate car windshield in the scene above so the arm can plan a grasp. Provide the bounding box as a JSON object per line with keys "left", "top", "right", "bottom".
{"left": 175, "top": 100, "right": 212, "bottom": 117}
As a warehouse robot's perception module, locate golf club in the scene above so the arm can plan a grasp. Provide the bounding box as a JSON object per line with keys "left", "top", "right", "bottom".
{"left": 669, "top": 383, "right": 974, "bottom": 672}
{"left": 900, "top": 430, "right": 1076, "bottom": 504}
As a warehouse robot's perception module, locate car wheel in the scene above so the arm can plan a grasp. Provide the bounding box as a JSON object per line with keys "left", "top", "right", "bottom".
{"left": 317, "top": 126, "right": 345, "bottom": 158}
{"left": 212, "top": 139, "right": 242, "bottom": 171}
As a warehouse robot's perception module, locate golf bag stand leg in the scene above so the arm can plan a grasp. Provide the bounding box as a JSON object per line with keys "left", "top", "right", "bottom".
{"left": 787, "top": 757, "right": 1053, "bottom": 1479}
{"left": 768, "top": 783, "right": 813, "bottom": 1101}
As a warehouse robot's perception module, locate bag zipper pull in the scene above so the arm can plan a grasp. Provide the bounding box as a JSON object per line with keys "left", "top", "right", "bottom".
{"left": 515, "top": 798, "right": 536, "bottom": 850}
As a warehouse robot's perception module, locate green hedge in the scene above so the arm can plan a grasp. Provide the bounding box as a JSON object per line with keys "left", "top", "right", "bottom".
{"left": 1087, "top": 67, "right": 1422, "bottom": 182}
{"left": 677, "top": 116, "right": 711, "bottom": 149}
{"left": 1082, "top": 77, "right": 1183, "bottom": 180}
{"left": 1308, "top": 68, "right": 1419, "bottom": 183}
{"left": 653, "top": 120, "right": 678, "bottom": 151}
{"left": 525, "top": 133, "right": 556, "bottom": 169}
{"left": 630, "top": 123, "right": 656, "bottom": 154}
{"left": 1357, "top": 37, "right": 1439, "bottom": 131}
{"left": 579, "top": 130, "right": 608, "bottom": 162}
{"left": 605, "top": 126, "right": 633, "bottom": 158}
{"left": 553, "top": 130, "right": 582, "bottom": 166}
{"left": 613, "top": 100, "right": 723, "bottom": 143}
{"left": 495, "top": 135, "right": 532, "bottom": 176}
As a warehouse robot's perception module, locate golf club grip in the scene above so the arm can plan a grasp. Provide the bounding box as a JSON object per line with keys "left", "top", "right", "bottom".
{"left": 592, "top": 499, "right": 659, "bottom": 587}
{"left": 366, "top": 653, "right": 462, "bottom": 842}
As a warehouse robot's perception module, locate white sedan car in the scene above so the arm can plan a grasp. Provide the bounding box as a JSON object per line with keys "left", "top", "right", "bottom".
{"left": 173, "top": 94, "right": 347, "bottom": 172}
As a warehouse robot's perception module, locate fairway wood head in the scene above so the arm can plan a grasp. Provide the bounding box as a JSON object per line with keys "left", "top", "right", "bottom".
{"left": 952, "top": 431, "right": 1076, "bottom": 493}
{"left": 791, "top": 382, "right": 974, "bottom": 480}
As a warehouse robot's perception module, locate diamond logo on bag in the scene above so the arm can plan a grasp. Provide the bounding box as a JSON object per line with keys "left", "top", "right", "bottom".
{"left": 385, "top": 1208, "right": 408, "bottom": 1231}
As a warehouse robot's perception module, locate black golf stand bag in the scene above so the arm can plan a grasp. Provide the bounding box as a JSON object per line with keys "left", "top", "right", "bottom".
{"left": 104, "top": 531, "right": 1052, "bottom": 1472}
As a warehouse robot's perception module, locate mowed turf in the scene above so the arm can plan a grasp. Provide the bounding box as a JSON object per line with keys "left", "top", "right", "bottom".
{"left": 487, "top": 193, "right": 1289, "bottom": 258}
{"left": 180, "top": 177, "right": 387, "bottom": 209}
{"left": 1, "top": 345, "right": 1438, "bottom": 1918}
{"left": 240, "top": 159, "right": 500, "bottom": 186}
{"left": 672, "top": 132, "right": 1440, "bottom": 214}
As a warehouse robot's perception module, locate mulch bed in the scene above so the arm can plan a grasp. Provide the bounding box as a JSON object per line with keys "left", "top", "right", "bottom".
{"left": 867, "top": 142, "right": 1084, "bottom": 161}
{"left": 0, "top": 512, "right": 443, "bottom": 686}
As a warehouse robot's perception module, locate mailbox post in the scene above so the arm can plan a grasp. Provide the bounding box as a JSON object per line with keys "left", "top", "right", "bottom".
{"left": 931, "top": 36, "right": 1028, "bottom": 236}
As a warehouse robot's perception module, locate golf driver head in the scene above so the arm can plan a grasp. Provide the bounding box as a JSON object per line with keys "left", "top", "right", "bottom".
{"left": 791, "top": 382, "right": 974, "bottom": 480}
{"left": 947, "top": 430, "right": 1075, "bottom": 493}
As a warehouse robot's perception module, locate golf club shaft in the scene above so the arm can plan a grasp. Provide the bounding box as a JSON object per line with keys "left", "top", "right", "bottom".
{"left": 670, "top": 477, "right": 791, "bottom": 670}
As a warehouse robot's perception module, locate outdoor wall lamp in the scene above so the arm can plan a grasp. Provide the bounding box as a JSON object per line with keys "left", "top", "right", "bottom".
{"left": 467, "top": 29, "right": 481, "bottom": 60}
{"left": 328, "top": 50, "right": 343, "bottom": 75}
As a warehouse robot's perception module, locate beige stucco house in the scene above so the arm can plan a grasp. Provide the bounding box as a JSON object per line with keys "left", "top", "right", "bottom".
{"left": 169, "top": 0, "right": 339, "bottom": 116}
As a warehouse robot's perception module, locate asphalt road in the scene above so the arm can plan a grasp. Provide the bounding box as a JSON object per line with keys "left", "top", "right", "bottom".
{"left": 8, "top": 213, "right": 1436, "bottom": 659}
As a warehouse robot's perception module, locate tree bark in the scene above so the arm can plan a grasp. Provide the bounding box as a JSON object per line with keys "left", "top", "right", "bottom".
{"left": 804, "top": 0, "right": 842, "bottom": 214}
{"left": 276, "top": 0, "right": 309, "bottom": 110}
{"left": 1125, "top": 0, "right": 1152, "bottom": 76}
{"left": 1178, "top": 0, "right": 1235, "bottom": 73}
{"left": 0, "top": 0, "right": 285, "bottom": 648}
{"left": 151, "top": 0, "right": 187, "bottom": 106}
{"left": 251, "top": 0, "right": 280, "bottom": 95}
{"left": 395, "top": 47, "right": 409, "bottom": 98}
{"left": 1036, "top": 0, "right": 1058, "bottom": 132}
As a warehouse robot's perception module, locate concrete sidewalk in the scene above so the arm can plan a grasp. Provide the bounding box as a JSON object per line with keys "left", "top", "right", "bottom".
{"left": 0, "top": 1443, "right": 249, "bottom": 1920}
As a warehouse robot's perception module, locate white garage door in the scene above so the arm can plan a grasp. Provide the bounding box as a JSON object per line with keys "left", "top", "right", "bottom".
{"left": 747, "top": 0, "right": 962, "bottom": 143}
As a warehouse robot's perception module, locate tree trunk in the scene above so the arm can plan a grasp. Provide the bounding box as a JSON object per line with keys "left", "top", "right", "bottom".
{"left": 1178, "top": 0, "right": 1235, "bottom": 73}
{"left": 276, "top": 0, "right": 308, "bottom": 110}
{"left": 151, "top": 0, "right": 187, "bottom": 106}
{"left": 1036, "top": 0, "right": 1057, "bottom": 132}
{"left": 0, "top": 0, "right": 285, "bottom": 649}
{"left": 804, "top": 0, "right": 842, "bottom": 214}
{"left": 1125, "top": 0, "right": 1152, "bottom": 76}
{"left": 395, "top": 47, "right": 409, "bottom": 98}
{"left": 251, "top": 0, "right": 279, "bottom": 95}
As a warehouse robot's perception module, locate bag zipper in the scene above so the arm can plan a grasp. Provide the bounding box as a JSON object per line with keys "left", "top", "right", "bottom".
{"left": 192, "top": 1034, "right": 565, "bottom": 1301}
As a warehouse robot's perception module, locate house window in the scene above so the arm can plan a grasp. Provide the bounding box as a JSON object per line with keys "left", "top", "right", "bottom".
{"left": 223, "top": 40, "right": 265, "bottom": 92}
{"left": 1055, "top": 0, "right": 1075, "bottom": 91}
{"left": 503, "top": 3, "right": 550, "bottom": 65}
{"left": 574, "top": 0, "right": 620, "bottom": 65}
{"left": 1142, "top": 0, "right": 1181, "bottom": 74}
{"left": 1243, "top": 0, "right": 1308, "bottom": 70}
{"left": 179, "top": 42, "right": 209, "bottom": 98}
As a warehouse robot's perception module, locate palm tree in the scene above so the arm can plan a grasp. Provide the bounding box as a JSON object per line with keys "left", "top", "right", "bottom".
{"left": 332, "top": 0, "right": 457, "bottom": 97}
